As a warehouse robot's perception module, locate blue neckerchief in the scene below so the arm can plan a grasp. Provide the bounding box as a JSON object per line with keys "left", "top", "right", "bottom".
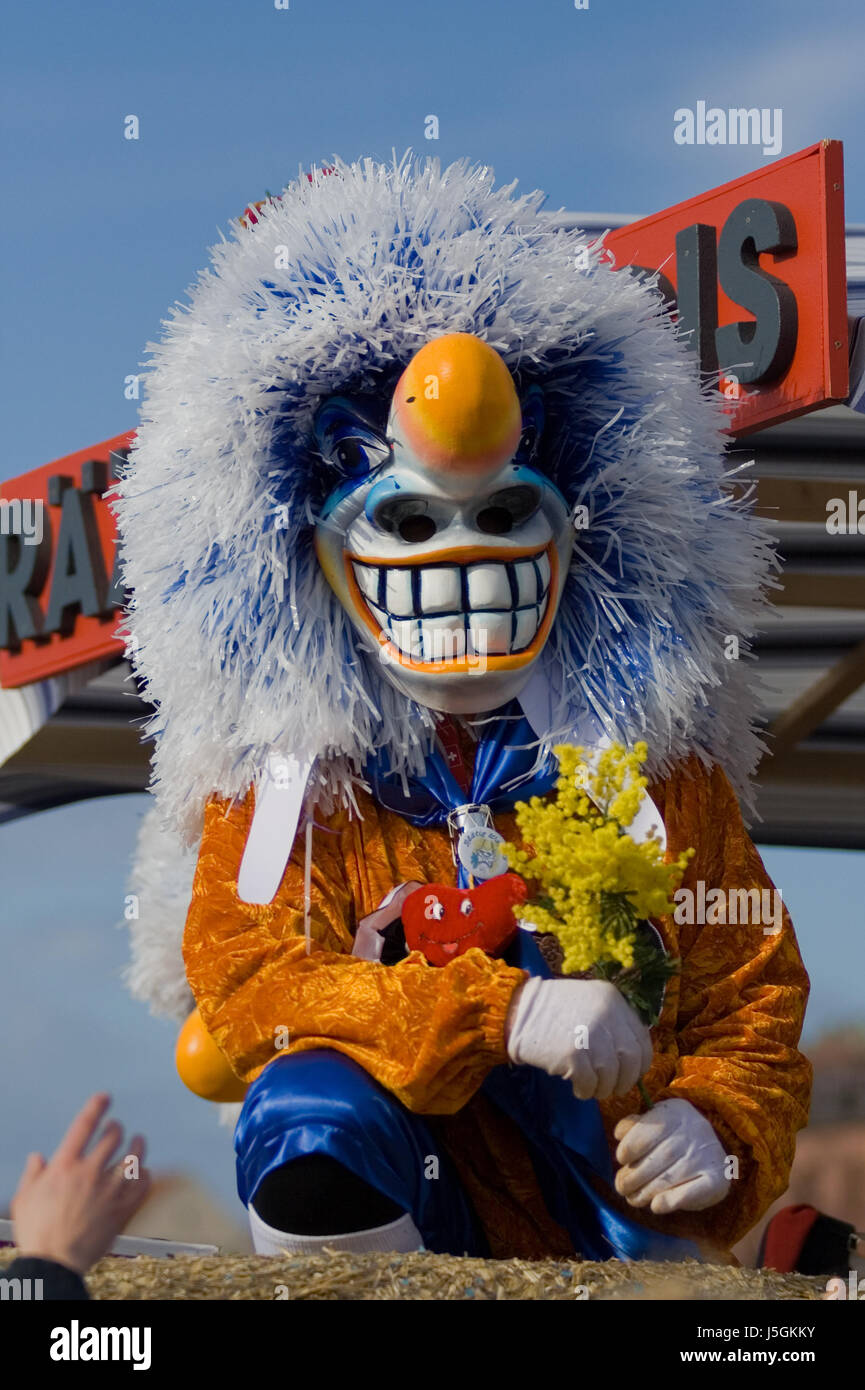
{"left": 365, "top": 700, "right": 558, "bottom": 886}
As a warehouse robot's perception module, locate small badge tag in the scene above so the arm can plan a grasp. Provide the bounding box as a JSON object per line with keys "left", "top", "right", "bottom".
{"left": 457, "top": 827, "right": 508, "bottom": 881}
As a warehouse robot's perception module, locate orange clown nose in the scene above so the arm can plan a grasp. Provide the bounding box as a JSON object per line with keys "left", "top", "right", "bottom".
{"left": 391, "top": 333, "right": 522, "bottom": 475}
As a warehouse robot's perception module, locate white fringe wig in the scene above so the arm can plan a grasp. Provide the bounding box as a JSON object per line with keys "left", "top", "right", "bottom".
{"left": 123, "top": 801, "right": 196, "bottom": 1022}
{"left": 114, "top": 152, "right": 776, "bottom": 847}
{"left": 122, "top": 801, "right": 243, "bottom": 1127}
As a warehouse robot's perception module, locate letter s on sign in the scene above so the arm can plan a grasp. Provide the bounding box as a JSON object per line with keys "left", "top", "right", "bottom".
{"left": 715, "top": 199, "right": 798, "bottom": 386}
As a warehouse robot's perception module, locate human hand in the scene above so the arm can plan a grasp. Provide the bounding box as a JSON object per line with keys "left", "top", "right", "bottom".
{"left": 614, "top": 1097, "right": 730, "bottom": 1213}
{"left": 10, "top": 1093, "right": 152, "bottom": 1274}
{"left": 505, "top": 976, "right": 654, "bottom": 1100}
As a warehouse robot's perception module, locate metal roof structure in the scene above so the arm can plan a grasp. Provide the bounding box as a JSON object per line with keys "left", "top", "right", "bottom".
{"left": 737, "top": 405, "right": 865, "bottom": 847}
{"left": 2, "top": 222, "right": 864, "bottom": 847}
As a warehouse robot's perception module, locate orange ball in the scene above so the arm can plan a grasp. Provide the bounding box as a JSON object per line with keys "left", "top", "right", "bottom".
{"left": 175, "top": 1008, "right": 248, "bottom": 1103}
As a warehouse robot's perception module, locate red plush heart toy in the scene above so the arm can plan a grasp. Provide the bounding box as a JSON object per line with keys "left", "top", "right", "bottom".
{"left": 401, "top": 874, "right": 528, "bottom": 967}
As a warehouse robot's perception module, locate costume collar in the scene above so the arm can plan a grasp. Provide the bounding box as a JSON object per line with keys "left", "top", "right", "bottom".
{"left": 237, "top": 668, "right": 664, "bottom": 905}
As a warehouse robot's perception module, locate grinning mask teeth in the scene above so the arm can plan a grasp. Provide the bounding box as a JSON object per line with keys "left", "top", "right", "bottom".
{"left": 313, "top": 333, "right": 574, "bottom": 714}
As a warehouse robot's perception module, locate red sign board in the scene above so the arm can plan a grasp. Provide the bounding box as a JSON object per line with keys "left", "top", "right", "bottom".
{"left": 0, "top": 432, "right": 133, "bottom": 688}
{"left": 603, "top": 140, "right": 848, "bottom": 434}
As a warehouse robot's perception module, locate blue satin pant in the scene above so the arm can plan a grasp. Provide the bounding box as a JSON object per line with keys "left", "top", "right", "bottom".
{"left": 234, "top": 1047, "right": 703, "bottom": 1261}
{"left": 235, "top": 1049, "right": 487, "bottom": 1255}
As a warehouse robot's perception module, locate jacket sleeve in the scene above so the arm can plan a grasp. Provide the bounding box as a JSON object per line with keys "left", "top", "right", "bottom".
{"left": 182, "top": 792, "right": 526, "bottom": 1115}
{"left": 644, "top": 760, "right": 812, "bottom": 1250}
{"left": 4, "top": 1256, "right": 89, "bottom": 1300}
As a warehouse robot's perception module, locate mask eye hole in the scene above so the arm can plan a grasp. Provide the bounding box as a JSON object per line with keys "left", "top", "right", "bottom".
{"left": 476, "top": 484, "right": 540, "bottom": 535}
{"left": 374, "top": 495, "right": 437, "bottom": 543}
{"left": 476, "top": 505, "right": 513, "bottom": 536}
{"left": 400, "top": 515, "right": 436, "bottom": 543}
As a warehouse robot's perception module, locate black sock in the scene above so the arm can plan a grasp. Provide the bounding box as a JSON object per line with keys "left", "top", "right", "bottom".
{"left": 252, "top": 1155, "right": 405, "bottom": 1235}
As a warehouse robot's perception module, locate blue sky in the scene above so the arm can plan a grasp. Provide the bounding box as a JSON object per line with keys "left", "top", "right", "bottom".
{"left": 2, "top": 0, "right": 864, "bottom": 1220}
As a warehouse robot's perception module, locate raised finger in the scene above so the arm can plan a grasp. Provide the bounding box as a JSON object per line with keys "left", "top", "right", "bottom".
{"left": 126, "top": 1133, "right": 147, "bottom": 1166}
{"left": 54, "top": 1093, "right": 111, "bottom": 1164}
{"left": 114, "top": 1165, "right": 152, "bottom": 1221}
{"left": 17, "top": 1151, "right": 47, "bottom": 1189}
{"left": 88, "top": 1120, "right": 125, "bottom": 1172}
{"left": 106, "top": 1135, "right": 147, "bottom": 1188}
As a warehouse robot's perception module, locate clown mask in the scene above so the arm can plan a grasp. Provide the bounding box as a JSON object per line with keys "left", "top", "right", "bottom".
{"left": 314, "top": 333, "right": 574, "bottom": 714}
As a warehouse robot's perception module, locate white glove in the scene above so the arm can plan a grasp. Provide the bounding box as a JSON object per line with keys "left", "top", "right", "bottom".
{"left": 505, "top": 977, "right": 654, "bottom": 1100}
{"left": 614, "top": 1097, "right": 730, "bottom": 1213}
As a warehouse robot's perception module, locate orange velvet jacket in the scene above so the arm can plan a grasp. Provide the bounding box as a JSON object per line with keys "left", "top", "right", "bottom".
{"left": 183, "top": 755, "right": 812, "bottom": 1260}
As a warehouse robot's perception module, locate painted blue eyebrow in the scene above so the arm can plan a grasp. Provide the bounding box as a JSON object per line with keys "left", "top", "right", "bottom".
{"left": 314, "top": 395, "right": 392, "bottom": 517}
{"left": 314, "top": 395, "right": 386, "bottom": 450}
